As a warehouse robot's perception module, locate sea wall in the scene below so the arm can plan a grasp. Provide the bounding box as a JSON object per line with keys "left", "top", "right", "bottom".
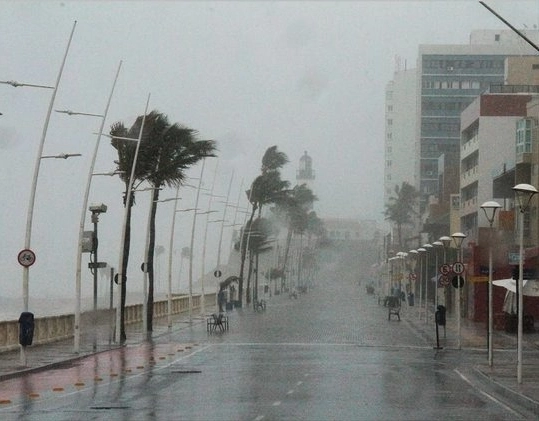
{"left": 0, "top": 293, "right": 215, "bottom": 352}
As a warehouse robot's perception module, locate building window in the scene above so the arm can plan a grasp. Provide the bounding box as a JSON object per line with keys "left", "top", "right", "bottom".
{"left": 516, "top": 118, "right": 533, "bottom": 154}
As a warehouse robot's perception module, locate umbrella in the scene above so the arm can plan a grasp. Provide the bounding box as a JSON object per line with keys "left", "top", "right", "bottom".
{"left": 493, "top": 278, "right": 539, "bottom": 296}
{"left": 219, "top": 275, "right": 239, "bottom": 291}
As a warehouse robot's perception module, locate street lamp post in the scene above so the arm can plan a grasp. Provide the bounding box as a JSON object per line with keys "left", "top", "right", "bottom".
{"left": 481, "top": 200, "right": 501, "bottom": 368}
{"left": 417, "top": 248, "right": 426, "bottom": 319}
{"left": 432, "top": 241, "right": 443, "bottom": 317}
{"left": 189, "top": 160, "right": 206, "bottom": 324}
{"left": 422, "top": 244, "right": 433, "bottom": 324}
{"left": 4, "top": 22, "right": 77, "bottom": 366}
{"left": 56, "top": 60, "right": 122, "bottom": 353}
{"left": 452, "top": 232, "right": 467, "bottom": 350}
{"left": 513, "top": 183, "right": 538, "bottom": 383}
{"left": 407, "top": 250, "right": 418, "bottom": 306}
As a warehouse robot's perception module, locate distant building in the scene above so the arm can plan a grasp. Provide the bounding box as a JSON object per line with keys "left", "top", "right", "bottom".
{"left": 416, "top": 29, "right": 539, "bottom": 212}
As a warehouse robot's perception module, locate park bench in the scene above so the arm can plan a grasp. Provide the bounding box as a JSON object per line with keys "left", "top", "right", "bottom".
{"left": 207, "top": 313, "right": 229, "bottom": 333}
{"left": 387, "top": 296, "right": 401, "bottom": 321}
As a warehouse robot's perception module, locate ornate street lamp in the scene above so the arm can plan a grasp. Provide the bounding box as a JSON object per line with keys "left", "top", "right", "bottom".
{"left": 407, "top": 250, "right": 418, "bottom": 304}
{"left": 513, "top": 183, "right": 538, "bottom": 383}
{"left": 480, "top": 200, "right": 501, "bottom": 368}
{"left": 417, "top": 248, "right": 426, "bottom": 320}
{"left": 452, "top": 232, "right": 467, "bottom": 350}
{"left": 432, "top": 241, "right": 443, "bottom": 316}
{"left": 422, "top": 244, "right": 433, "bottom": 324}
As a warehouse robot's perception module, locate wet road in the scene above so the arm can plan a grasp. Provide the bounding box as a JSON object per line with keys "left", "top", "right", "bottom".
{"left": 0, "top": 282, "right": 534, "bottom": 420}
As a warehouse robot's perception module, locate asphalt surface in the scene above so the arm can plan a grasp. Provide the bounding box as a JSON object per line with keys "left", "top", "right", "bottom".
{"left": 1, "top": 287, "right": 539, "bottom": 416}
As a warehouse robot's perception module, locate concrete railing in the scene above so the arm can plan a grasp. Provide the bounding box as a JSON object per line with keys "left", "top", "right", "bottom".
{"left": 0, "top": 293, "right": 216, "bottom": 353}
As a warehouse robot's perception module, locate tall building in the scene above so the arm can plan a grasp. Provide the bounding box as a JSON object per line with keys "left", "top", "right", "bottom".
{"left": 416, "top": 30, "right": 539, "bottom": 212}
{"left": 384, "top": 67, "right": 417, "bottom": 207}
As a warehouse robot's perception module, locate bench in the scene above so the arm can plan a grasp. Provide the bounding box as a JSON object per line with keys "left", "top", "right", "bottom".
{"left": 387, "top": 296, "right": 401, "bottom": 321}
{"left": 207, "top": 313, "right": 229, "bottom": 333}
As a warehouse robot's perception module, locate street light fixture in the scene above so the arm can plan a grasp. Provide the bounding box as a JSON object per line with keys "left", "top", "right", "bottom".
{"left": 481, "top": 200, "right": 501, "bottom": 368}
{"left": 513, "top": 183, "right": 538, "bottom": 383}
{"left": 7, "top": 21, "right": 77, "bottom": 367}
{"left": 56, "top": 61, "right": 122, "bottom": 353}
{"left": 422, "top": 244, "right": 433, "bottom": 324}
{"left": 417, "top": 248, "right": 426, "bottom": 320}
{"left": 432, "top": 241, "right": 443, "bottom": 315}
{"left": 407, "top": 250, "right": 418, "bottom": 306}
{"left": 452, "top": 232, "right": 467, "bottom": 350}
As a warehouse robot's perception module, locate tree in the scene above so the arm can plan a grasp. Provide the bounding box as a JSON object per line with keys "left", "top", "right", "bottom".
{"left": 111, "top": 110, "right": 216, "bottom": 337}
{"left": 273, "top": 184, "right": 317, "bottom": 289}
{"left": 239, "top": 146, "right": 289, "bottom": 305}
{"left": 384, "top": 182, "right": 419, "bottom": 249}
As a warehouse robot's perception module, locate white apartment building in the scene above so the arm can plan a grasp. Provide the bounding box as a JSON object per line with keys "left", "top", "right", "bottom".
{"left": 384, "top": 67, "right": 417, "bottom": 207}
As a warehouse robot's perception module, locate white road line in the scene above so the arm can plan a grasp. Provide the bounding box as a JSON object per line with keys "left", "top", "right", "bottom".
{"left": 254, "top": 415, "right": 265, "bottom": 420}
{"left": 287, "top": 390, "right": 294, "bottom": 395}
{"left": 454, "top": 369, "right": 522, "bottom": 417}
{"left": 272, "top": 401, "right": 281, "bottom": 406}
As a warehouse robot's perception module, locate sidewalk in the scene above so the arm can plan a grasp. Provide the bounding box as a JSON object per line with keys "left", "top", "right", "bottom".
{"left": 405, "top": 304, "right": 539, "bottom": 414}
{"left": 0, "top": 307, "right": 211, "bottom": 381}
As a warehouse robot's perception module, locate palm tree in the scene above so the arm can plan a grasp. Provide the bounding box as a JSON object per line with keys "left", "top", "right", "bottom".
{"left": 111, "top": 110, "right": 216, "bottom": 336}
{"left": 274, "top": 184, "right": 317, "bottom": 286}
{"left": 240, "top": 217, "right": 275, "bottom": 306}
{"left": 384, "top": 182, "right": 419, "bottom": 249}
{"left": 134, "top": 111, "right": 215, "bottom": 332}
{"left": 239, "top": 147, "right": 289, "bottom": 305}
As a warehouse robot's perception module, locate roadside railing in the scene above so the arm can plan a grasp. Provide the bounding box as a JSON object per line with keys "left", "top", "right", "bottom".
{"left": 0, "top": 293, "right": 215, "bottom": 352}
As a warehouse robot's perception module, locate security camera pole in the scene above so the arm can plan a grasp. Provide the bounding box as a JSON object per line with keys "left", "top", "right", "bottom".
{"left": 89, "top": 203, "right": 107, "bottom": 352}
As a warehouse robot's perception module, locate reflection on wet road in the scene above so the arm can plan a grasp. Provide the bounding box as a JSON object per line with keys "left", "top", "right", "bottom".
{"left": 0, "top": 283, "right": 533, "bottom": 420}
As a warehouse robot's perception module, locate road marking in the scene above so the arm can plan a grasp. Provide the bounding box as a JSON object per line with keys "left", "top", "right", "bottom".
{"left": 454, "top": 369, "right": 521, "bottom": 417}
{"left": 287, "top": 390, "right": 294, "bottom": 395}
{"left": 254, "top": 415, "right": 265, "bottom": 420}
{"left": 296, "top": 381, "right": 303, "bottom": 386}
{"left": 272, "top": 401, "right": 281, "bottom": 406}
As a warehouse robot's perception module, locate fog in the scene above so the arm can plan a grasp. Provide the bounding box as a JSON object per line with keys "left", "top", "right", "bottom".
{"left": 0, "top": 1, "right": 535, "bottom": 309}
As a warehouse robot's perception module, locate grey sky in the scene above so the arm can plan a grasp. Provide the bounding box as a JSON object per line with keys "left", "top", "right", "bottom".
{"left": 0, "top": 1, "right": 536, "bottom": 304}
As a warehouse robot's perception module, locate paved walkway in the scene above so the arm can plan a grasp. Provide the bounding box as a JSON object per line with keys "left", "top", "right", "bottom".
{"left": 2, "top": 297, "right": 539, "bottom": 415}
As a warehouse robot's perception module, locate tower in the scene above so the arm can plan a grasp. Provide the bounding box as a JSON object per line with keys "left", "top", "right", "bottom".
{"left": 296, "top": 151, "right": 315, "bottom": 190}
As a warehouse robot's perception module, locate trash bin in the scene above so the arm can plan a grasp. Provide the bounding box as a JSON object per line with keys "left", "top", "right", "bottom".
{"left": 435, "top": 305, "right": 446, "bottom": 326}
{"left": 407, "top": 293, "right": 414, "bottom": 306}
{"left": 18, "top": 312, "right": 34, "bottom": 346}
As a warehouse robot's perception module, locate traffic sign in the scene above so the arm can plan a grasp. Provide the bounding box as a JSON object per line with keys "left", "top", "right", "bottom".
{"left": 440, "top": 264, "right": 451, "bottom": 276}
{"left": 18, "top": 249, "right": 36, "bottom": 267}
{"left": 452, "top": 275, "right": 465, "bottom": 289}
{"left": 452, "top": 262, "right": 465, "bottom": 275}
{"left": 439, "top": 275, "right": 450, "bottom": 287}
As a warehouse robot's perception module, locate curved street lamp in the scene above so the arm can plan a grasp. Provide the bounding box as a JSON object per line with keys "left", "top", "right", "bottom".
{"left": 480, "top": 200, "right": 501, "bottom": 368}
{"left": 513, "top": 183, "right": 538, "bottom": 383}
{"left": 56, "top": 61, "right": 122, "bottom": 353}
